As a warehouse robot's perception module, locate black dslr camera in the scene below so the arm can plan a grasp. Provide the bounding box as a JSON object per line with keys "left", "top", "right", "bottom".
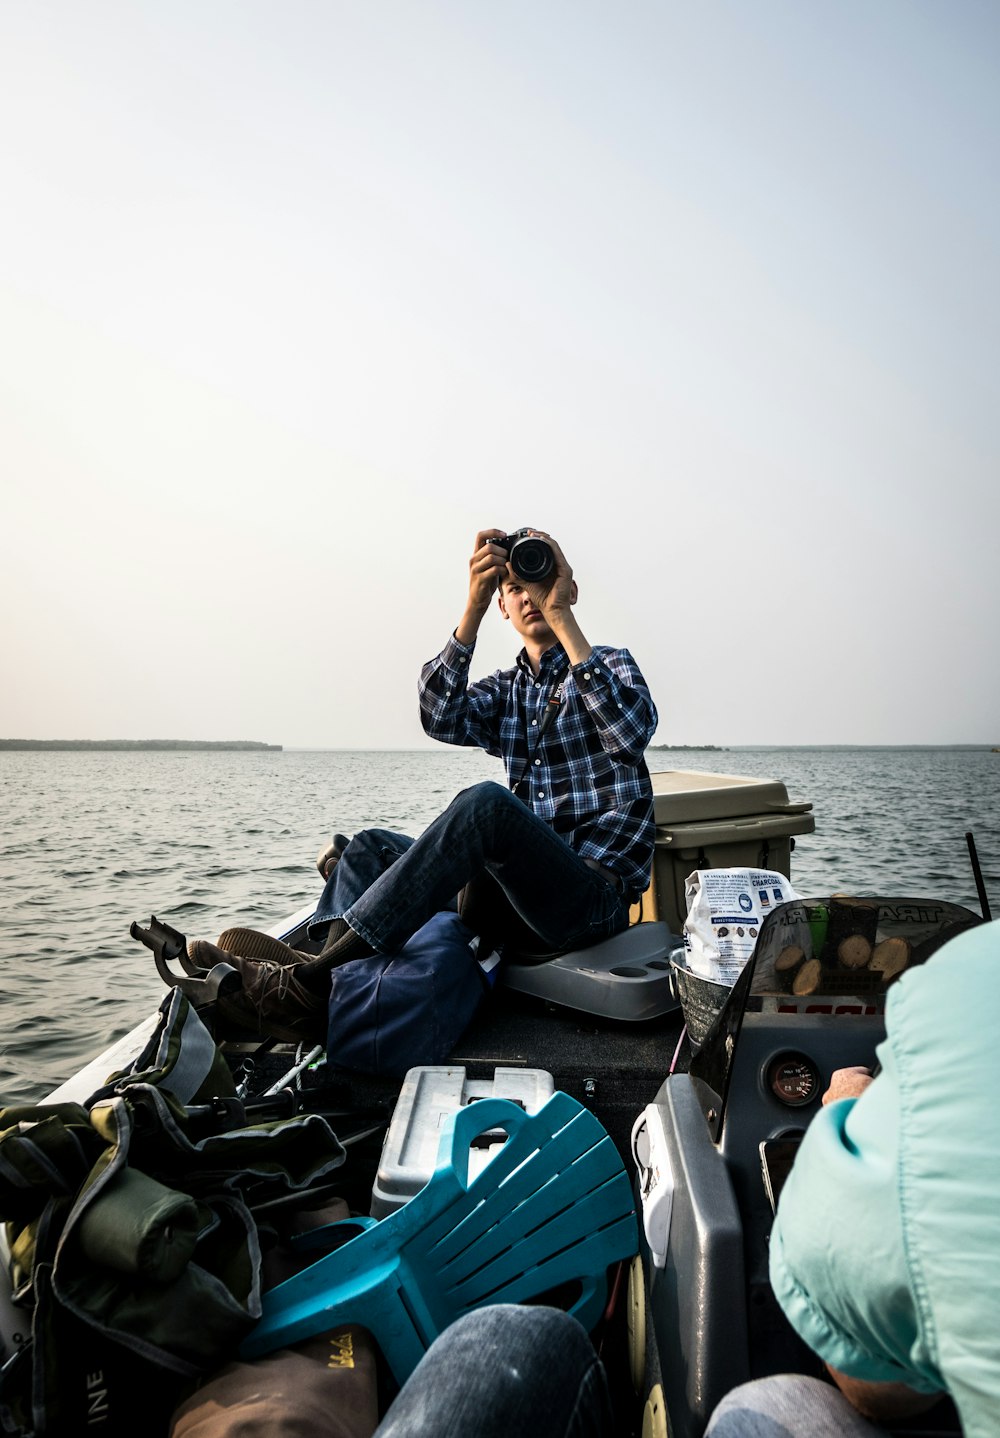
{"left": 496, "top": 529, "right": 555, "bottom": 583}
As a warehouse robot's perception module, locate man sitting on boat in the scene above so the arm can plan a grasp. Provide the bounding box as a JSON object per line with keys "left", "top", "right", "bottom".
{"left": 186, "top": 527, "right": 658, "bottom": 1039}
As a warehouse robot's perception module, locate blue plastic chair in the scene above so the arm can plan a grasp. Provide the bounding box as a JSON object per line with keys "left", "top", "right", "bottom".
{"left": 241, "top": 1090, "right": 638, "bottom": 1383}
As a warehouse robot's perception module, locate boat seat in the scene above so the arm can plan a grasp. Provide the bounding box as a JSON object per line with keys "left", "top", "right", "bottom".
{"left": 240, "top": 1091, "right": 638, "bottom": 1385}
{"left": 500, "top": 921, "right": 681, "bottom": 1022}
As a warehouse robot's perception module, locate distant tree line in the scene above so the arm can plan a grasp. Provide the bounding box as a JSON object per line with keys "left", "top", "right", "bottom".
{"left": 0, "top": 739, "right": 282, "bottom": 751}
{"left": 647, "top": 743, "right": 726, "bottom": 751}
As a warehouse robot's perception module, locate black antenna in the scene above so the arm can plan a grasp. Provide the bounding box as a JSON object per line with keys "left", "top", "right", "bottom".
{"left": 965, "top": 832, "right": 993, "bottom": 921}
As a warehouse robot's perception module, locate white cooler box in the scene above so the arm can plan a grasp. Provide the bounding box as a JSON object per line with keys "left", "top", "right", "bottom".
{"left": 370, "top": 1065, "right": 555, "bottom": 1218}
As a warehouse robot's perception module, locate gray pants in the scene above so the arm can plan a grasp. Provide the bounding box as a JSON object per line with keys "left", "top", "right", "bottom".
{"left": 706, "top": 1375, "right": 885, "bottom": 1436}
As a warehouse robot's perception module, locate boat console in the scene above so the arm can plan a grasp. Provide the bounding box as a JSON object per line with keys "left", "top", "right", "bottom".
{"left": 633, "top": 895, "right": 981, "bottom": 1438}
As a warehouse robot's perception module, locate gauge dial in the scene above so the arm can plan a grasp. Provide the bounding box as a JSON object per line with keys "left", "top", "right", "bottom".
{"left": 766, "top": 1053, "right": 821, "bottom": 1107}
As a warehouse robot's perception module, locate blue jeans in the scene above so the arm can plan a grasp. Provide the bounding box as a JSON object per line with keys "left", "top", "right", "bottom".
{"left": 705, "top": 1375, "right": 887, "bottom": 1435}
{"left": 308, "top": 829, "right": 417, "bottom": 940}
{"left": 315, "top": 783, "right": 630, "bottom": 958}
{"left": 372, "top": 1306, "right": 613, "bottom": 1438}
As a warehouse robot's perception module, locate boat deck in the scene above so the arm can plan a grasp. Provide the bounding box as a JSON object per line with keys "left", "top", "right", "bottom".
{"left": 233, "top": 986, "right": 687, "bottom": 1187}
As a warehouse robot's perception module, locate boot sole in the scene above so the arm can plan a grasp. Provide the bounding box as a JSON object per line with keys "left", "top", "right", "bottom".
{"left": 216, "top": 927, "right": 310, "bottom": 966}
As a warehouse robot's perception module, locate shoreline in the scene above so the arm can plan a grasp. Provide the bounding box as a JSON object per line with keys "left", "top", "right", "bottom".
{"left": 0, "top": 740, "right": 282, "bottom": 752}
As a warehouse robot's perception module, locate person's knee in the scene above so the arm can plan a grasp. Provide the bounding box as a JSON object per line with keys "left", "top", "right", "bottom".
{"left": 426, "top": 1304, "right": 594, "bottom": 1380}
{"left": 376, "top": 1306, "right": 608, "bottom": 1438}
{"left": 706, "top": 1374, "right": 878, "bottom": 1436}
{"left": 433, "top": 1306, "right": 602, "bottom": 1407}
{"left": 464, "top": 1302, "right": 589, "bottom": 1349}
{"left": 447, "top": 781, "right": 517, "bottom": 820}
{"left": 349, "top": 828, "right": 410, "bottom": 860}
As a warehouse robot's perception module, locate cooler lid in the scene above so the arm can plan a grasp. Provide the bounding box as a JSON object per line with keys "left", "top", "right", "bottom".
{"left": 649, "top": 769, "right": 812, "bottom": 826}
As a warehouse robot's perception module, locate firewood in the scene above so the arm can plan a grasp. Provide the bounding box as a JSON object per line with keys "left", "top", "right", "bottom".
{"left": 775, "top": 944, "right": 805, "bottom": 973}
{"left": 822, "top": 896, "right": 879, "bottom": 966}
{"left": 870, "top": 936, "right": 911, "bottom": 983}
{"left": 792, "top": 958, "right": 822, "bottom": 995}
{"left": 837, "top": 934, "right": 873, "bottom": 969}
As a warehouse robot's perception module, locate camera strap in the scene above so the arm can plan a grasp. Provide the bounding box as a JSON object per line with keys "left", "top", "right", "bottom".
{"left": 510, "top": 664, "right": 569, "bottom": 797}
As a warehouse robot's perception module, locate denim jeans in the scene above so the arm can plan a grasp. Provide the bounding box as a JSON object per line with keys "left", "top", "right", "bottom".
{"left": 323, "top": 782, "right": 630, "bottom": 958}
{"left": 308, "top": 829, "right": 416, "bottom": 941}
{"left": 372, "top": 1306, "right": 613, "bottom": 1438}
{"left": 705, "top": 1375, "right": 887, "bottom": 1436}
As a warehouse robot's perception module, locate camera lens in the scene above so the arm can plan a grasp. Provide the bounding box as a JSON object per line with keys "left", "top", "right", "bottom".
{"left": 509, "top": 536, "right": 554, "bottom": 582}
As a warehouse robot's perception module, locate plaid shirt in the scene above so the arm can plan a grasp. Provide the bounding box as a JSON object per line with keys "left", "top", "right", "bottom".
{"left": 419, "top": 634, "right": 657, "bottom": 901}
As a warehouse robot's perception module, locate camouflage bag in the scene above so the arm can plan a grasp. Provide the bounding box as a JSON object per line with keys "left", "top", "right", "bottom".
{"left": 0, "top": 992, "right": 347, "bottom": 1437}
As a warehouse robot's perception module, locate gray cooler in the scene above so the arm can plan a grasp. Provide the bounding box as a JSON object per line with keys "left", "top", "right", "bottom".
{"left": 646, "top": 770, "right": 815, "bottom": 935}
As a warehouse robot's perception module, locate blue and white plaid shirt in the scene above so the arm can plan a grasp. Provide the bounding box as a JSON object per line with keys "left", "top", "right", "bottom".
{"left": 419, "top": 635, "right": 657, "bottom": 901}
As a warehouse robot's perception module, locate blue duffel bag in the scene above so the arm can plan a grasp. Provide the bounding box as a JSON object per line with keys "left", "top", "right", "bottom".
{"left": 325, "top": 912, "right": 494, "bottom": 1077}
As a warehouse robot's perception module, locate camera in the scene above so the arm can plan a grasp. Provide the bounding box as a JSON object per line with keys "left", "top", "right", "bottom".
{"left": 496, "top": 529, "right": 555, "bottom": 583}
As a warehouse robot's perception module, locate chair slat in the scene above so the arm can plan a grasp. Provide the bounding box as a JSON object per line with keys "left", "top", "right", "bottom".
{"left": 241, "top": 1091, "right": 637, "bottom": 1384}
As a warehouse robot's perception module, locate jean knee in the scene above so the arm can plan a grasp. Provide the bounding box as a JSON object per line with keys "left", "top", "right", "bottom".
{"left": 706, "top": 1375, "right": 868, "bottom": 1436}
{"left": 448, "top": 781, "right": 517, "bottom": 821}
{"left": 348, "top": 827, "right": 404, "bottom": 859}
{"left": 434, "top": 1305, "right": 594, "bottom": 1379}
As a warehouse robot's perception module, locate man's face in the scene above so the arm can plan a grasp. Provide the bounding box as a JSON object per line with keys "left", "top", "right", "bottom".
{"left": 496, "top": 574, "right": 554, "bottom": 642}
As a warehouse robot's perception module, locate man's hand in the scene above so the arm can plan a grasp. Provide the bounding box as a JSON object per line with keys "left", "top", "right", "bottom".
{"left": 468, "top": 529, "right": 510, "bottom": 611}
{"left": 455, "top": 529, "right": 510, "bottom": 645}
{"left": 517, "top": 531, "right": 591, "bottom": 666}
{"left": 822, "top": 1066, "right": 875, "bottom": 1105}
{"left": 827, "top": 1366, "right": 941, "bottom": 1422}
{"left": 518, "top": 531, "right": 575, "bottom": 623}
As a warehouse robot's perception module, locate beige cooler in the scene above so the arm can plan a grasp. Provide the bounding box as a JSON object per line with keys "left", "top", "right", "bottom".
{"left": 634, "top": 769, "right": 815, "bottom": 934}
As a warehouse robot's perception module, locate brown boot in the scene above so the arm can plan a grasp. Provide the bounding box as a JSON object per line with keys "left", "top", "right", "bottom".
{"left": 216, "top": 952, "right": 328, "bottom": 1044}
{"left": 214, "top": 927, "right": 311, "bottom": 966}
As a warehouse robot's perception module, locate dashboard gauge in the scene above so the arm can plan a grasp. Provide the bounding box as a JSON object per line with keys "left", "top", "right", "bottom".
{"left": 765, "top": 1053, "right": 821, "bottom": 1107}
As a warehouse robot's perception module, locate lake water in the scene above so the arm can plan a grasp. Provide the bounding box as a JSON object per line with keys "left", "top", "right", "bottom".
{"left": 2, "top": 746, "right": 997, "bottom": 1104}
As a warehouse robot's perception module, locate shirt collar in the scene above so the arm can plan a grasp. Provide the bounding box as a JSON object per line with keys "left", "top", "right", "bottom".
{"left": 515, "top": 642, "right": 568, "bottom": 679}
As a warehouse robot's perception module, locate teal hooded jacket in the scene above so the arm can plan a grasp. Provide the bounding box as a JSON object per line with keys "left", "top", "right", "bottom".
{"left": 770, "top": 918, "right": 1000, "bottom": 1438}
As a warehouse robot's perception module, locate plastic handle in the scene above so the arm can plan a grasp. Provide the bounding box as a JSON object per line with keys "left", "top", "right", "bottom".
{"left": 438, "top": 1097, "right": 533, "bottom": 1190}
{"left": 657, "top": 813, "right": 812, "bottom": 845}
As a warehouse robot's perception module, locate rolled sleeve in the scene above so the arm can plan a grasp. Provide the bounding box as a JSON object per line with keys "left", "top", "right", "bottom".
{"left": 769, "top": 1067, "right": 940, "bottom": 1395}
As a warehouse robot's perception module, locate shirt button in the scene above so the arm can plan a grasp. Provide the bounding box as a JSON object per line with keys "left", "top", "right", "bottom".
{"left": 534, "top": 758, "right": 541, "bottom": 766}
{"left": 535, "top": 682, "right": 541, "bottom": 688}
{"left": 538, "top": 791, "right": 545, "bottom": 799}
{"left": 583, "top": 672, "right": 591, "bottom": 680}
{"left": 531, "top": 719, "right": 538, "bottom": 726}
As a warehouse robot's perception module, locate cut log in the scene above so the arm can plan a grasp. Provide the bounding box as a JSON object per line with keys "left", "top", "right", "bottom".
{"left": 775, "top": 944, "right": 806, "bottom": 974}
{"left": 837, "top": 934, "right": 873, "bottom": 969}
{"left": 822, "top": 896, "right": 879, "bottom": 966}
{"left": 870, "top": 936, "right": 911, "bottom": 984}
{"left": 792, "top": 958, "right": 823, "bottom": 996}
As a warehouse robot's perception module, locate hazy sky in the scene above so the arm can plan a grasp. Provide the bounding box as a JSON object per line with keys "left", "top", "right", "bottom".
{"left": 2, "top": 2, "right": 997, "bottom": 748}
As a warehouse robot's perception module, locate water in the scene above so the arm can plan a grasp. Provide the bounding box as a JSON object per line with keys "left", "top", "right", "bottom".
{"left": 2, "top": 747, "right": 997, "bottom": 1104}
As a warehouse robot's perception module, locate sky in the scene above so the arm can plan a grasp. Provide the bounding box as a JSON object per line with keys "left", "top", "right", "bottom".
{"left": 1, "top": 1, "right": 997, "bottom": 749}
